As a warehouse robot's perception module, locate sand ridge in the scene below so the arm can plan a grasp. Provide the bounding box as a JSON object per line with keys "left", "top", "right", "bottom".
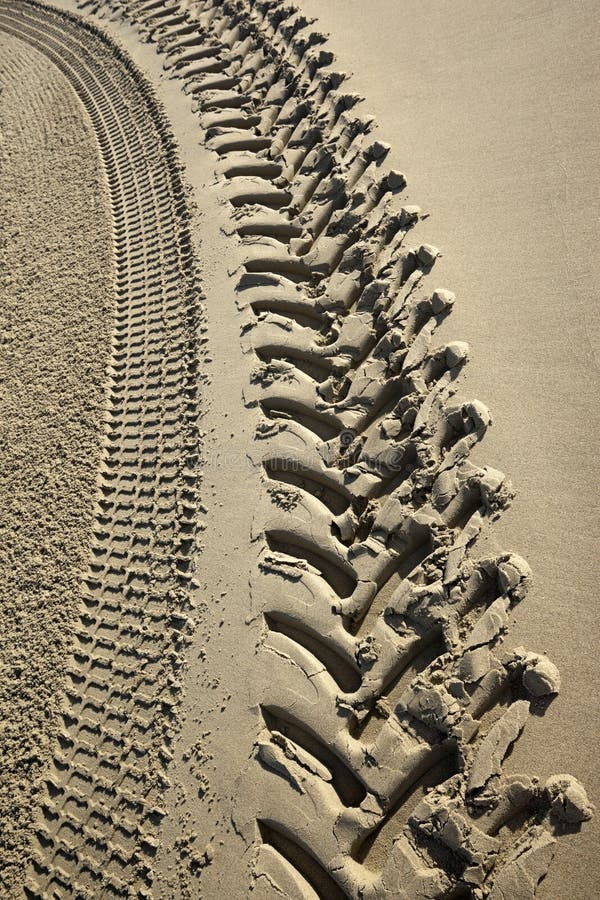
{"left": 43, "top": 0, "right": 591, "bottom": 897}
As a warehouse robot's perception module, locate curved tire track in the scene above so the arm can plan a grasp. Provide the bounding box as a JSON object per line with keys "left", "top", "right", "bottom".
{"left": 84, "top": 2, "right": 592, "bottom": 897}
{"left": 0, "top": 1, "right": 203, "bottom": 896}
{"left": 9, "top": 0, "right": 593, "bottom": 897}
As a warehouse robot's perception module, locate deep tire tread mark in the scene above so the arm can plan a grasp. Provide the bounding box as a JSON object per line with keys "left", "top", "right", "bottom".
{"left": 68, "top": 1, "right": 592, "bottom": 897}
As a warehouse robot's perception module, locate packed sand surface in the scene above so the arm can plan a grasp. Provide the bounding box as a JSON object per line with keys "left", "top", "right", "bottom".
{"left": 0, "top": 33, "right": 114, "bottom": 891}
{"left": 0, "top": 0, "right": 598, "bottom": 898}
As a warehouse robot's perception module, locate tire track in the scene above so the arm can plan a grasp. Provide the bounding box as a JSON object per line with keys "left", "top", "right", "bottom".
{"left": 0, "top": 33, "right": 116, "bottom": 894}
{"left": 31, "top": 0, "right": 596, "bottom": 897}
{"left": 0, "top": 1, "right": 203, "bottom": 896}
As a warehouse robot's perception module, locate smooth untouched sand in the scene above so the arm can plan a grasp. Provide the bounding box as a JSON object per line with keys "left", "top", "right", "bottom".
{"left": 0, "top": 32, "right": 114, "bottom": 892}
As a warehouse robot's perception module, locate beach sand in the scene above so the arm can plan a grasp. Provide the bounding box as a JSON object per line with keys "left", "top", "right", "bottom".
{"left": 0, "top": 32, "right": 114, "bottom": 890}
{"left": 0, "top": 1, "right": 597, "bottom": 897}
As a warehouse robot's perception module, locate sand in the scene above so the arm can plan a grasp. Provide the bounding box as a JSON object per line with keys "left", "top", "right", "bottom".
{"left": 284, "top": 5, "right": 600, "bottom": 897}
{"left": 0, "top": 31, "right": 114, "bottom": 891}
{"left": 0, "top": 0, "right": 597, "bottom": 898}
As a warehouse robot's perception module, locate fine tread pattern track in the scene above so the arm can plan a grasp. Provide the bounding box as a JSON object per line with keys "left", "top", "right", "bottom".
{"left": 0, "top": 1, "right": 203, "bottom": 897}
{"left": 33, "top": 0, "right": 595, "bottom": 897}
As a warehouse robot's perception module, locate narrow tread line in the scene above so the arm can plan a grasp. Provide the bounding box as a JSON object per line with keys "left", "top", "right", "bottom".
{"left": 0, "top": 1, "right": 204, "bottom": 896}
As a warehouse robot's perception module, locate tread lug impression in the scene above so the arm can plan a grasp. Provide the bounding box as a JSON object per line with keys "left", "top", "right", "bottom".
{"left": 3, "top": 0, "right": 591, "bottom": 897}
